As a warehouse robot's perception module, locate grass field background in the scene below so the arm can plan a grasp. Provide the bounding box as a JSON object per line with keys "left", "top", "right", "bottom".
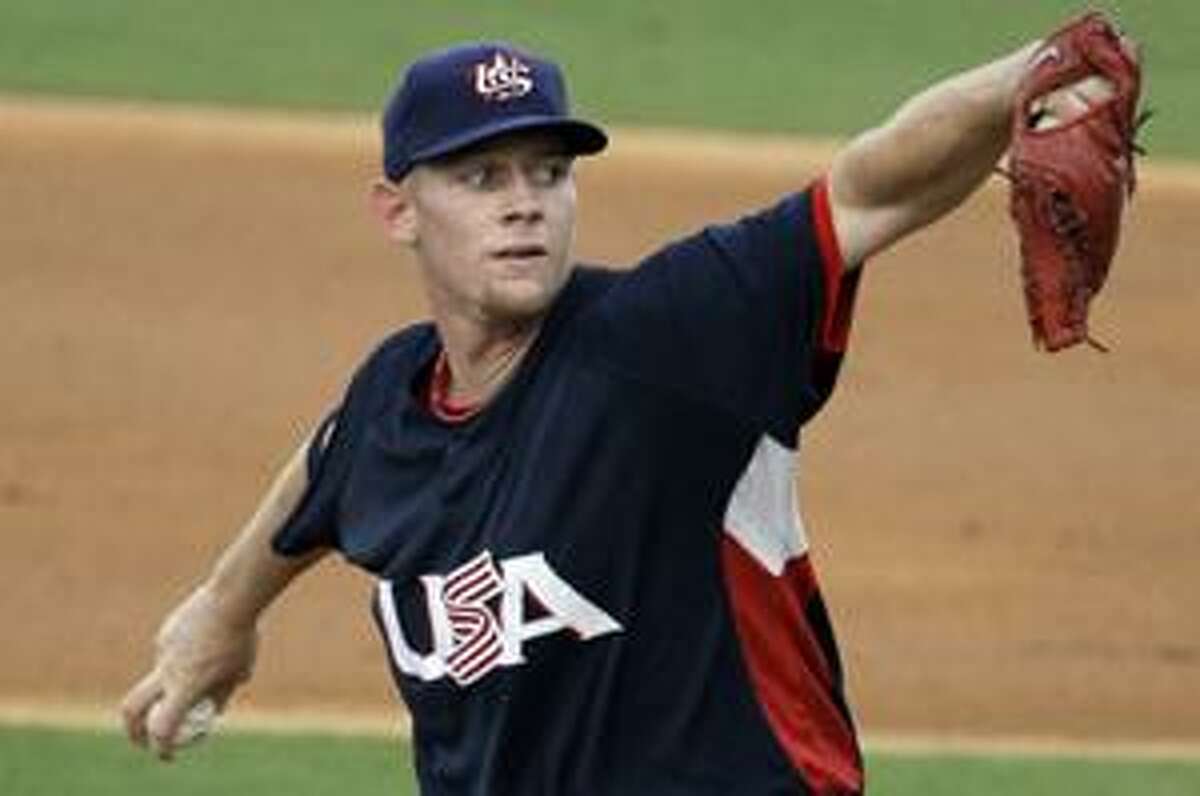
{"left": 2, "top": 725, "right": 1199, "bottom": 796}
{"left": 0, "top": 0, "right": 1195, "bottom": 157}
{"left": 2, "top": 2, "right": 1198, "bottom": 793}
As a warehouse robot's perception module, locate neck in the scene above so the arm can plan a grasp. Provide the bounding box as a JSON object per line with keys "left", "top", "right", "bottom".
{"left": 434, "top": 312, "right": 542, "bottom": 407}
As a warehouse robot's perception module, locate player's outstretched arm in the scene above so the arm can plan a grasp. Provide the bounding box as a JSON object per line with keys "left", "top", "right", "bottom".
{"left": 119, "top": 436, "right": 328, "bottom": 761}
{"left": 827, "top": 41, "right": 1040, "bottom": 266}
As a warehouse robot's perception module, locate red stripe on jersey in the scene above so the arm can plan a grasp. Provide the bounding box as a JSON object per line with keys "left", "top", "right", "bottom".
{"left": 810, "top": 178, "right": 862, "bottom": 354}
{"left": 721, "top": 535, "right": 863, "bottom": 795}
{"left": 449, "top": 635, "right": 504, "bottom": 685}
{"left": 445, "top": 569, "right": 502, "bottom": 606}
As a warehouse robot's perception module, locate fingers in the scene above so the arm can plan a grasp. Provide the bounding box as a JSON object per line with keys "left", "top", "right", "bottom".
{"left": 119, "top": 671, "right": 163, "bottom": 749}
{"left": 122, "top": 666, "right": 218, "bottom": 761}
{"left": 146, "top": 682, "right": 207, "bottom": 761}
{"left": 1030, "top": 76, "right": 1116, "bottom": 131}
{"left": 119, "top": 584, "right": 258, "bottom": 760}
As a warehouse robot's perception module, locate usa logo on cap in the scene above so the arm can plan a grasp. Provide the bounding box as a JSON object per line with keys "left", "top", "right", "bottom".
{"left": 380, "top": 41, "right": 608, "bottom": 180}
{"left": 474, "top": 52, "right": 534, "bottom": 101}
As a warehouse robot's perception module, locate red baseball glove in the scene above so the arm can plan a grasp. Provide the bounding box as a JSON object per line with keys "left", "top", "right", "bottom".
{"left": 1006, "top": 12, "right": 1146, "bottom": 352}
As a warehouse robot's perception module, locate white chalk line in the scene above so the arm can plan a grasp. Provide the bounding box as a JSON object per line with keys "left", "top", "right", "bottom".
{"left": 2, "top": 699, "right": 1198, "bottom": 762}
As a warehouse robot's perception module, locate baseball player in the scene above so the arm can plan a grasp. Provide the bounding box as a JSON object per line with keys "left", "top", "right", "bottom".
{"left": 121, "top": 33, "right": 1125, "bottom": 795}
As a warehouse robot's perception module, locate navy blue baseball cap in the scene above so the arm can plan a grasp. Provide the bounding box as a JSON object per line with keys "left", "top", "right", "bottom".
{"left": 381, "top": 42, "right": 608, "bottom": 181}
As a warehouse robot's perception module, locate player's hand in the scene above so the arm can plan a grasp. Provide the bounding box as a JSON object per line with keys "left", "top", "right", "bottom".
{"left": 1025, "top": 29, "right": 1135, "bottom": 131}
{"left": 119, "top": 583, "right": 258, "bottom": 761}
{"left": 1028, "top": 74, "right": 1115, "bottom": 130}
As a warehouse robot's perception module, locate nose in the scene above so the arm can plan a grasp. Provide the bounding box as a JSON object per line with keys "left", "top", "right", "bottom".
{"left": 500, "top": 174, "right": 544, "bottom": 225}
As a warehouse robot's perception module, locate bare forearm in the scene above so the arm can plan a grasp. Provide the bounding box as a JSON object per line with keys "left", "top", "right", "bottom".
{"left": 866, "top": 43, "right": 1034, "bottom": 203}
{"left": 203, "top": 438, "right": 326, "bottom": 629}
{"left": 830, "top": 42, "right": 1039, "bottom": 262}
{"left": 121, "top": 435, "right": 327, "bottom": 757}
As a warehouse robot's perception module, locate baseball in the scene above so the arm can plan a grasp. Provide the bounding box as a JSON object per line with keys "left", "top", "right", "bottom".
{"left": 151, "top": 696, "right": 218, "bottom": 748}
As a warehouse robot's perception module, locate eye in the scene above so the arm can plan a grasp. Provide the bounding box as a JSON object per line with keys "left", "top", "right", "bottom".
{"left": 529, "top": 157, "right": 571, "bottom": 187}
{"left": 458, "top": 162, "right": 503, "bottom": 190}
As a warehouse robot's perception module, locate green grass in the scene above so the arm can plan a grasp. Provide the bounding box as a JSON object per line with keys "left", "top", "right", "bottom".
{"left": 0, "top": 1, "right": 1195, "bottom": 157}
{"left": 0, "top": 724, "right": 414, "bottom": 796}
{"left": 867, "top": 752, "right": 1200, "bottom": 796}
{"left": 2, "top": 725, "right": 1199, "bottom": 795}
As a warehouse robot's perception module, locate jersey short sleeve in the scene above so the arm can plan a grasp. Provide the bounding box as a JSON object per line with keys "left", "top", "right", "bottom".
{"left": 593, "top": 178, "right": 860, "bottom": 442}
{"left": 270, "top": 327, "right": 435, "bottom": 557}
{"left": 270, "top": 406, "right": 344, "bottom": 555}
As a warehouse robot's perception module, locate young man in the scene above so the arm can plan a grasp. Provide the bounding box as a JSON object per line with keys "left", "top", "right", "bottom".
{"left": 121, "top": 36, "right": 1097, "bottom": 795}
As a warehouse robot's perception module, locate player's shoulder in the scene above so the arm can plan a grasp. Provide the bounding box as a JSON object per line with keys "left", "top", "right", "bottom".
{"left": 365, "top": 322, "right": 438, "bottom": 368}
{"left": 562, "top": 264, "right": 624, "bottom": 306}
{"left": 342, "top": 322, "right": 438, "bottom": 406}
{"left": 532, "top": 265, "right": 626, "bottom": 340}
{"left": 695, "top": 189, "right": 815, "bottom": 253}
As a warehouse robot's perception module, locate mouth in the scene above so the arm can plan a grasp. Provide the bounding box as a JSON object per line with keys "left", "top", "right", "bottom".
{"left": 492, "top": 244, "right": 548, "bottom": 262}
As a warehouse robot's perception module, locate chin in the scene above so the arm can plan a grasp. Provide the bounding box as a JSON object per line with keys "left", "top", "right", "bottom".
{"left": 484, "top": 284, "right": 558, "bottom": 321}
{"left": 483, "top": 269, "right": 570, "bottom": 321}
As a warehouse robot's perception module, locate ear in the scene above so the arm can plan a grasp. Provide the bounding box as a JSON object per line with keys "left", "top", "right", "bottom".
{"left": 369, "top": 178, "right": 417, "bottom": 246}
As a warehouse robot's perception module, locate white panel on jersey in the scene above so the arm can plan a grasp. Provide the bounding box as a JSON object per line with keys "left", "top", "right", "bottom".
{"left": 722, "top": 435, "right": 809, "bottom": 575}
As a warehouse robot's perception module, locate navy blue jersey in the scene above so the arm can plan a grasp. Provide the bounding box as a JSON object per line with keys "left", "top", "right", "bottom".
{"left": 274, "top": 180, "right": 865, "bottom": 795}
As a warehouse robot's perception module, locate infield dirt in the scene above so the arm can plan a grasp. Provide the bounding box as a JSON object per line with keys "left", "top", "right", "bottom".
{"left": 2, "top": 99, "right": 1197, "bottom": 745}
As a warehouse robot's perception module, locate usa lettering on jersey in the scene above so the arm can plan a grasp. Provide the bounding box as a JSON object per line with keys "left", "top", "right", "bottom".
{"left": 376, "top": 551, "right": 622, "bottom": 687}
{"left": 473, "top": 52, "right": 534, "bottom": 101}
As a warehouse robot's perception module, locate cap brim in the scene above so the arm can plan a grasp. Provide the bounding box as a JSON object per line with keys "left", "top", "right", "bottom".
{"left": 410, "top": 116, "right": 608, "bottom": 167}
